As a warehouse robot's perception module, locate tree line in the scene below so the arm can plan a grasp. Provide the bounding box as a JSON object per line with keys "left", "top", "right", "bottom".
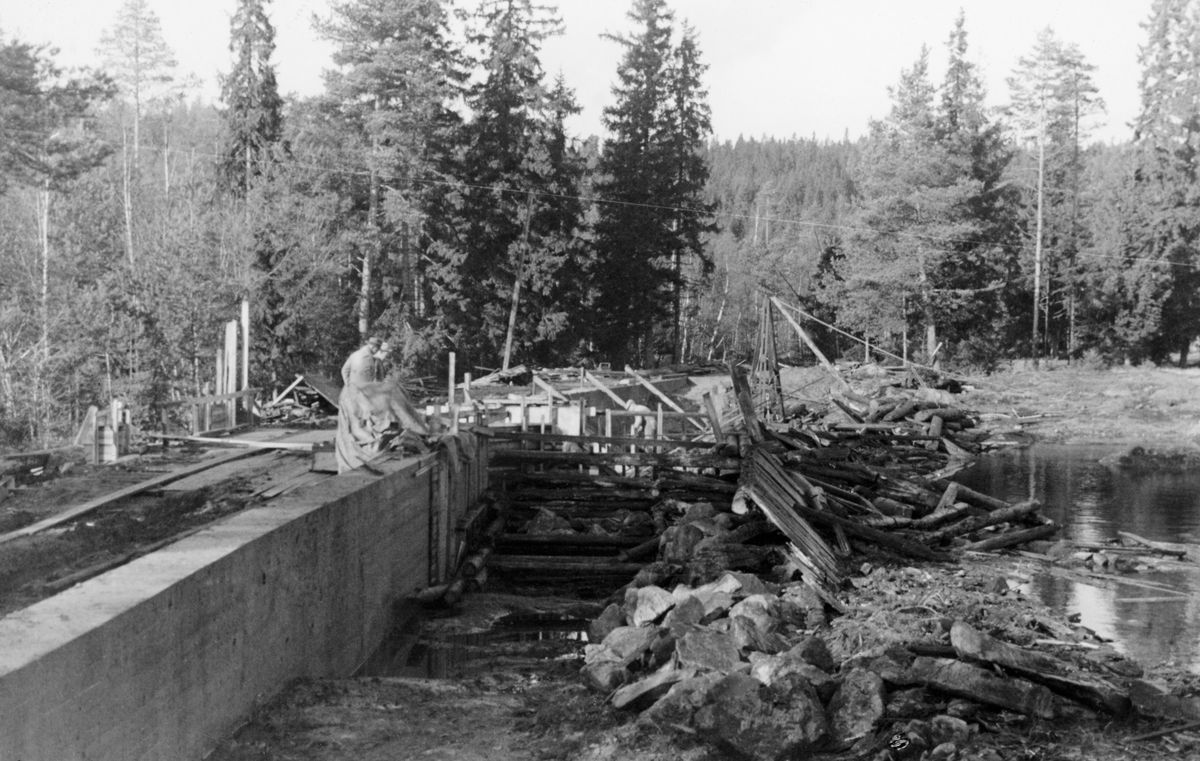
{"left": 1, "top": 0, "right": 1199, "bottom": 450}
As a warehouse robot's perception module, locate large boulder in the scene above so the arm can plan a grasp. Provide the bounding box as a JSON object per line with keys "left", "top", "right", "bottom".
{"left": 581, "top": 625, "right": 661, "bottom": 692}
{"left": 826, "top": 668, "right": 887, "bottom": 748}
{"left": 729, "top": 593, "right": 781, "bottom": 633}
{"left": 661, "top": 523, "right": 707, "bottom": 563}
{"left": 721, "top": 616, "right": 788, "bottom": 656}
{"left": 748, "top": 653, "right": 836, "bottom": 702}
{"left": 624, "top": 585, "right": 676, "bottom": 627}
{"left": 675, "top": 626, "right": 742, "bottom": 673}
{"left": 612, "top": 666, "right": 697, "bottom": 710}
{"left": 639, "top": 673, "right": 724, "bottom": 728}
{"left": 786, "top": 635, "right": 836, "bottom": 673}
{"left": 662, "top": 594, "right": 706, "bottom": 630}
{"left": 588, "top": 603, "right": 625, "bottom": 644}
{"left": 694, "top": 672, "right": 829, "bottom": 759}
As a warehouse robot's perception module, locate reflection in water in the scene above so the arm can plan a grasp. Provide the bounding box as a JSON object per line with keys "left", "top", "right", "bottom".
{"left": 357, "top": 612, "right": 588, "bottom": 679}
{"left": 957, "top": 444, "right": 1200, "bottom": 672}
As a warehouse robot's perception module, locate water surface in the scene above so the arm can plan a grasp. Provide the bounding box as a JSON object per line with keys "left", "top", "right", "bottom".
{"left": 957, "top": 444, "right": 1200, "bottom": 671}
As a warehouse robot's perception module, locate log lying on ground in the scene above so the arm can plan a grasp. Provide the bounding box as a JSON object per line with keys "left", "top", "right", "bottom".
{"left": 964, "top": 522, "right": 1060, "bottom": 552}
{"left": 950, "top": 621, "right": 1131, "bottom": 715}
{"left": 790, "top": 501, "right": 954, "bottom": 563}
{"left": 926, "top": 500, "right": 1040, "bottom": 545}
{"left": 905, "top": 657, "right": 1056, "bottom": 719}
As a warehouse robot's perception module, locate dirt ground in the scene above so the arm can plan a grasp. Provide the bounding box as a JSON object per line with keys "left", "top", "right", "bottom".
{"left": 0, "top": 444, "right": 317, "bottom": 617}
{"left": 204, "top": 362, "right": 1200, "bottom": 761}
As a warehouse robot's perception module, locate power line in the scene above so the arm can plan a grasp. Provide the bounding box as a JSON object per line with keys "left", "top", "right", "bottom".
{"left": 5, "top": 125, "right": 1199, "bottom": 271}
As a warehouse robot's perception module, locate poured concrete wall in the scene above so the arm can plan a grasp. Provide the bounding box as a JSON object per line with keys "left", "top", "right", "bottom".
{"left": 0, "top": 438, "right": 487, "bottom": 761}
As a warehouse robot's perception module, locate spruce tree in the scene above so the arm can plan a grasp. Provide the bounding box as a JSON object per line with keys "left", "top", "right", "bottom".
{"left": 823, "top": 16, "right": 1018, "bottom": 366}
{"left": 1118, "top": 0, "right": 1200, "bottom": 364}
{"left": 592, "top": 0, "right": 713, "bottom": 366}
{"left": 317, "top": 0, "right": 466, "bottom": 342}
{"left": 219, "top": 0, "right": 285, "bottom": 196}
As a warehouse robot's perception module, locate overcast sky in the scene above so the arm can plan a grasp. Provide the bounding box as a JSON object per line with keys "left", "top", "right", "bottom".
{"left": 3, "top": 0, "right": 1151, "bottom": 145}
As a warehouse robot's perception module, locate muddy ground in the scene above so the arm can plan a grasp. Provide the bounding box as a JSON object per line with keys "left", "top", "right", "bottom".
{"left": 0, "top": 444, "right": 320, "bottom": 617}
{"left": 203, "top": 362, "right": 1200, "bottom": 761}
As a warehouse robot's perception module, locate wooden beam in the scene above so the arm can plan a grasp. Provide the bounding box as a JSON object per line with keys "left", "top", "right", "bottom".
{"left": 770, "top": 296, "right": 851, "bottom": 393}
{"left": 491, "top": 449, "right": 741, "bottom": 470}
{"left": 491, "top": 430, "right": 716, "bottom": 450}
{"left": 532, "top": 374, "right": 569, "bottom": 402}
{"left": 0, "top": 449, "right": 268, "bottom": 544}
{"left": 267, "top": 376, "right": 305, "bottom": 408}
{"left": 624, "top": 366, "right": 706, "bottom": 433}
{"left": 702, "top": 391, "right": 724, "bottom": 441}
{"left": 584, "top": 370, "right": 628, "bottom": 407}
{"left": 146, "top": 434, "right": 316, "bottom": 452}
{"left": 729, "top": 364, "right": 764, "bottom": 444}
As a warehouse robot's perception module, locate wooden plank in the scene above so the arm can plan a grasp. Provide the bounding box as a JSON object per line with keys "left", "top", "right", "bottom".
{"left": 488, "top": 555, "right": 645, "bottom": 573}
{"left": 702, "top": 391, "right": 724, "bottom": 440}
{"left": 624, "top": 366, "right": 707, "bottom": 433}
{"left": 532, "top": 374, "right": 569, "bottom": 402}
{"left": 267, "top": 375, "right": 305, "bottom": 407}
{"left": 147, "top": 434, "right": 315, "bottom": 452}
{"left": 491, "top": 449, "right": 741, "bottom": 470}
{"left": 301, "top": 373, "right": 342, "bottom": 409}
{"left": 162, "top": 451, "right": 288, "bottom": 492}
{"left": 584, "top": 371, "right": 629, "bottom": 407}
{"left": 729, "top": 364, "right": 765, "bottom": 444}
{"left": 495, "top": 534, "right": 645, "bottom": 548}
{"left": 491, "top": 430, "right": 716, "bottom": 450}
{"left": 169, "top": 387, "right": 259, "bottom": 406}
{"left": 0, "top": 449, "right": 268, "bottom": 543}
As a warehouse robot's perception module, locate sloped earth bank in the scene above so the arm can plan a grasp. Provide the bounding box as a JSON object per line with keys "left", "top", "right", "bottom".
{"left": 213, "top": 364, "right": 1200, "bottom": 761}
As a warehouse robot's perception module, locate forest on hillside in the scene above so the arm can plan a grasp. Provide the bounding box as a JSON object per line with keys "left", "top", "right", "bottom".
{"left": 2, "top": 0, "right": 1200, "bottom": 449}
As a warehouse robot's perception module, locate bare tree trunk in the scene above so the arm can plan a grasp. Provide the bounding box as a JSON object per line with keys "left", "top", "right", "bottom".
{"left": 1033, "top": 100, "right": 1046, "bottom": 370}
{"left": 37, "top": 182, "right": 51, "bottom": 446}
{"left": 0, "top": 345, "right": 14, "bottom": 420}
{"left": 123, "top": 126, "right": 135, "bottom": 265}
{"left": 503, "top": 193, "right": 534, "bottom": 371}
{"left": 707, "top": 270, "right": 730, "bottom": 361}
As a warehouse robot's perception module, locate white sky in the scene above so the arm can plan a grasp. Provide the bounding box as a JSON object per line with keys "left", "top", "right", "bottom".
{"left": 3, "top": 0, "right": 1149, "bottom": 145}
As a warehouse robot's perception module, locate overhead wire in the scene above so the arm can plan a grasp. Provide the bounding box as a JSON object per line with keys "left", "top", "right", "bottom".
{"left": 5, "top": 124, "right": 1198, "bottom": 271}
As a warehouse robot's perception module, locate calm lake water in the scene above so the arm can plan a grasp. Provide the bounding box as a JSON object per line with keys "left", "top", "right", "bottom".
{"left": 956, "top": 444, "right": 1200, "bottom": 672}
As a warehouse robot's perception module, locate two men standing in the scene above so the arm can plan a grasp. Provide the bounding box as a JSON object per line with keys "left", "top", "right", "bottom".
{"left": 341, "top": 337, "right": 392, "bottom": 390}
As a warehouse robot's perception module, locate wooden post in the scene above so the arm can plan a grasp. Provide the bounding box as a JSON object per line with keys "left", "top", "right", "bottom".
{"left": 225, "top": 320, "right": 238, "bottom": 427}
{"left": 656, "top": 403, "right": 664, "bottom": 451}
{"left": 215, "top": 348, "right": 225, "bottom": 397}
{"left": 240, "top": 299, "right": 250, "bottom": 413}
{"left": 463, "top": 372, "right": 473, "bottom": 424}
{"left": 702, "top": 391, "right": 723, "bottom": 441}
{"left": 448, "top": 352, "right": 458, "bottom": 435}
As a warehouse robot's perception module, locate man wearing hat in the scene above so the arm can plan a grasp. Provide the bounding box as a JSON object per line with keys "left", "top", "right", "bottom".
{"left": 341, "top": 336, "right": 382, "bottom": 390}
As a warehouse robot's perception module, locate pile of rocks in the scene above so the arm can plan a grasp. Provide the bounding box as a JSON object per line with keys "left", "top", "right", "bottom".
{"left": 580, "top": 560, "right": 1173, "bottom": 761}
